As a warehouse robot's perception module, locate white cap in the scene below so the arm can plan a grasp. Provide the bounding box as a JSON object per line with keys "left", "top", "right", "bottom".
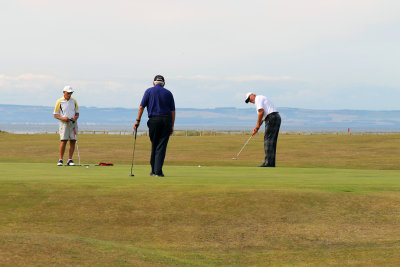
{"left": 245, "top": 92, "right": 253, "bottom": 103}
{"left": 63, "top": 85, "right": 74, "bottom": 93}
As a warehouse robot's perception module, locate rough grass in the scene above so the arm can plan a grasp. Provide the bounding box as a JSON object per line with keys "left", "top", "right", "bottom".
{"left": 1, "top": 132, "right": 400, "bottom": 169}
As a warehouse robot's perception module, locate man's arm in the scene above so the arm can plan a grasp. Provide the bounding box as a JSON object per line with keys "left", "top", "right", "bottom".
{"left": 133, "top": 106, "right": 145, "bottom": 131}
{"left": 171, "top": 110, "right": 175, "bottom": 135}
{"left": 53, "top": 99, "right": 69, "bottom": 122}
{"left": 72, "top": 112, "right": 79, "bottom": 122}
{"left": 54, "top": 114, "right": 70, "bottom": 122}
{"left": 252, "top": 109, "right": 264, "bottom": 136}
{"left": 72, "top": 99, "right": 79, "bottom": 122}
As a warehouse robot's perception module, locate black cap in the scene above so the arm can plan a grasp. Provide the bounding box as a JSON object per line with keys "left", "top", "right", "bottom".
{"left": 154, "top": 75, "right": 165, "bottom": 82}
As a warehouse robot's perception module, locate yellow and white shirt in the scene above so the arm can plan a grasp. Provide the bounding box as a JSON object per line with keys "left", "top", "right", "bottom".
{"left": 53, "top": 97, "right": 79, "bottom": 119}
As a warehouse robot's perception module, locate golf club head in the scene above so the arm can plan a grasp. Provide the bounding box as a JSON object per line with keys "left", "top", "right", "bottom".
{"left": 232, "top": 158, "right": 237, "bottom": 160}
{"left": 130, "top": 174, "right": 134, "bottom": 177}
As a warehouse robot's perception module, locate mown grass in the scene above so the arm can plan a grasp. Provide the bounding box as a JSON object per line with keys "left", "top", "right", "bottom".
{"left": 1, "top": 133, "right": 400, "bottom": 266}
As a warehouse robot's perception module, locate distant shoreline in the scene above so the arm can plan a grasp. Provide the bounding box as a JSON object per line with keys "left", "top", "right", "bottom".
{"left": 2, "top": 104, "right": 400, "bottom": 133}
{"left": 1, "top": 123, "right": 399, "bottom": 134}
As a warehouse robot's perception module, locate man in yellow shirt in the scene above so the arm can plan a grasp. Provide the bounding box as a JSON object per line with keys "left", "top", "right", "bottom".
{"left": 53, "top": 86, "right": 79, "bottom": 166}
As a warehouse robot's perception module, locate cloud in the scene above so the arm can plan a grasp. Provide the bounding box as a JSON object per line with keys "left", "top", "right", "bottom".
{"left": 0, "top": 74, "right": 53, "bottom": 81}
{"left": 0, "top": 73, "right": 59, "bottom": 91}
{"left": 225, "top": 75, "right": 294, "bottom": 82}
{"left": 174, "top": 75, "right": 295, "bottom": 82}
{"left": 175, "top": 75, "right": 218, "bottom": 81}
{"left": 0, "top": 73, "right": 53, "bottom": 82}
{"left": 0, "top": 74, "right": 130, "bottom": 93}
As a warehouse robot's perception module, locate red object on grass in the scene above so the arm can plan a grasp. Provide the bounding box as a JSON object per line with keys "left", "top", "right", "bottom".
{"left": 98, "top": 162, "right": 114, "bottom": 166}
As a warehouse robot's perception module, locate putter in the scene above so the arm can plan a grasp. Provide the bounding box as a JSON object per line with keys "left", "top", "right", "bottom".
{"left": 130, "top": 129, "right": 137, "bottom": 177}
{"left": 70, "top": 121, "right": 107, "bottom": 167}
{"left": 232, "top": 134, "right": 253, "bottom": 160}
{"left": 73, "top": 125, "right": 81, "bottom": 166}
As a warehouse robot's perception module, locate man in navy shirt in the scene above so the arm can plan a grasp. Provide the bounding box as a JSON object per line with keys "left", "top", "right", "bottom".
{"left": 134, "top": 75, "right": 175, "bottom": 177}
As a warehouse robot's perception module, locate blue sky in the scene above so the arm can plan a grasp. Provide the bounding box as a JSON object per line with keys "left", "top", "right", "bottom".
{"left": 1, "top": 0, "right": 399, "bottom": 110}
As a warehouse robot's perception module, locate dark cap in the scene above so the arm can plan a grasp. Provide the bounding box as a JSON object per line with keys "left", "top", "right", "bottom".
{"left": 154, "top": 75, "right": 165, "bottom": 82}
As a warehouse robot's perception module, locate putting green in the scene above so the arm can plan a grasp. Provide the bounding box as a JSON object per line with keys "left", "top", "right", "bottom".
{"left": 1, "top": 163, "right": 400, "bottom": 192}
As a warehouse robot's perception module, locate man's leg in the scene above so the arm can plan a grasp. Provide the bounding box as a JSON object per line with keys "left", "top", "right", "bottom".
{"left": 271, "top": 114, "right": 281, "bottom": 166}
{"left": 58, "top": 121, "right": 68, "bottom": 162}
{"left": 68, "top": 140, "right": 76, "bottom": 159}
{"left": 59, "top": 140, "right": 67, "bottom": 159}
{"left": 148, "top": 117, "right": 171, "bottom": 176}
{"left": 264, "top": 113, "right": 281, "bottom": 167}
{"left": 148, "top": 118, "right": 159, "bottom": 174}
{"left": 153, "top": 120, "right": 171, "bottom": 175}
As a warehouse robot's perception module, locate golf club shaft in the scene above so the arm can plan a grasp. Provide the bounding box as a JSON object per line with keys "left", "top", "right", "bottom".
{"left": 130, "top": 129, "right": 137, "bottom": 176}
{"left": 234, "top": 135, "right": 253, "bottom": 159}
{"left": 73, "top": 126, "right": 80, "bottom": 165}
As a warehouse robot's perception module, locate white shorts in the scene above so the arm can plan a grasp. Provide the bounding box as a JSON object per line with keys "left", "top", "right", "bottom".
{"left": 59, "top": 121, "right": 78, "bottom": 141}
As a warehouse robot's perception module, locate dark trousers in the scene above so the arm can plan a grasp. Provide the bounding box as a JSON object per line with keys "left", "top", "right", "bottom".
{"left": 147, "top": 116, "right": 172, "bottom": 175}
{"left": 264, "top": 112, "right": 281, "bottom": 167}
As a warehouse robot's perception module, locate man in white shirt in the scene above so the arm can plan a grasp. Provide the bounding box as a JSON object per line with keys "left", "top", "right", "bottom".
{"left": 245, "top": 92, "right": 281, "bottom": 167}
{"left": 53, "top": 86, "right": 79, "bottom": 166}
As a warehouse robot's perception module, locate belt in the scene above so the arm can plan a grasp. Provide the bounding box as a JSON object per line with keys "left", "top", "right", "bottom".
{"left": 266, "top": 112, "right": 279, "bottom": 119}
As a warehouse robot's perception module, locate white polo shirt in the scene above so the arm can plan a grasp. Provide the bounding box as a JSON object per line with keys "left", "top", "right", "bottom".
{"left": 255, "top": 95, "right": 277, "bottom": 121}
{"left": 54, "top": 97, "right": 79, "bottom": 119}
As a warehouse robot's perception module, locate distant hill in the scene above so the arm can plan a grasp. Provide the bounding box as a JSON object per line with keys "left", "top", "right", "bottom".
{"left": 1, "top": 104, "right": 400, "bottom": 132}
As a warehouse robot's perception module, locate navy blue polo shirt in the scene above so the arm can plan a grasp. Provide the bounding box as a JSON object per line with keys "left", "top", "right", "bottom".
{"left": 140, "top": 84, "right": 175, "bottom": 117}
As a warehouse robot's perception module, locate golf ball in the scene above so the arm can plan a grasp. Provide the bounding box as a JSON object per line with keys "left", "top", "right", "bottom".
{"left": 198, "top": 165, "right": 201, "bottom": 168}
{"left": 86, "top": 166, "right": 89, "bottom": 168}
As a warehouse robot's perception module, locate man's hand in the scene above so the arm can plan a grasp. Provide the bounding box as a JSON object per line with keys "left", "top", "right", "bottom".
{"left": 252, "top": 108, "right": 264, "bottom": 136}
{"left": 252, "top": 126, "right": 260, "bottom": 136}
{"left": 134, "top": 107, "right": 144, "bottom": 132}
{"left": 133, "top": 121, "right": 140, "bottom": 131}
{"left": 54, "top": 114, "right": 71, "bottom": 122}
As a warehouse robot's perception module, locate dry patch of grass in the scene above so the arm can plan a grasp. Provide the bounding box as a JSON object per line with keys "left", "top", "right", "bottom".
{"left": 0, "top": 233, "right": 178, "bottom": 266}
{"left": 2, "top": 176, "right": 400, "bottom": 265}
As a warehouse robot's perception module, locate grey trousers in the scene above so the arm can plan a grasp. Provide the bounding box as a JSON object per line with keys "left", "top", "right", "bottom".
{"left": 264, "top": 112, "right": 281, "bottom": 167}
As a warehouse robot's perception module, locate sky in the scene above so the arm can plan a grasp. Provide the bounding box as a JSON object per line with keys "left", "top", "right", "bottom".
{"left": 1, "top": 0, "right": 399, "bottom": 110}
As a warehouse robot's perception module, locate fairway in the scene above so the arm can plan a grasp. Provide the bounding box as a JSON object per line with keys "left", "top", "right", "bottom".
{"left": 2, "top": 160, "right": 400, "bottom": 266}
